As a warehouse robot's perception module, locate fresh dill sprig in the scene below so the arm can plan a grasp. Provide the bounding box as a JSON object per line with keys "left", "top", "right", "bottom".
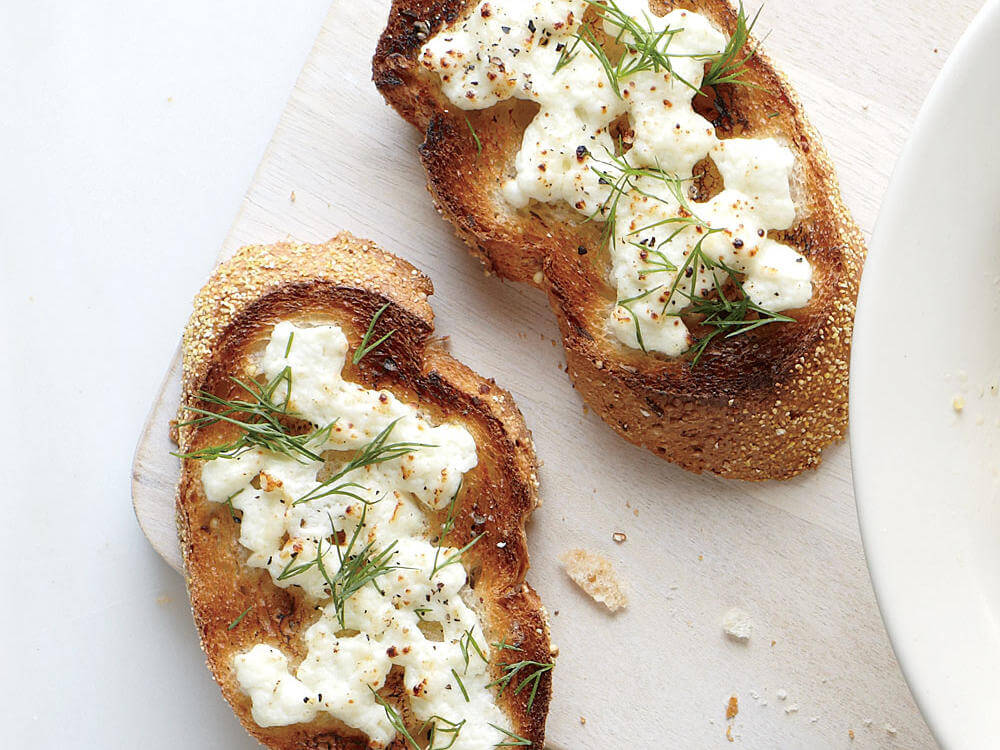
{"left": 430, "top": 533, "right": 484, "bottom": 580}
{"left": 459, "top": 627, "right": 489, "bottom": 672}
{"left": 589, "top": 148, "right": 701, "bottom": 252}
{"left": 352, "top": 303, "right": 396, "bottom": 365}
{"left": 465, "top": 116, "right": 482, "bottom": 158}
{"left": 293, "top": 418, "right": 433, "bottom": 506}
{"left": 592, "top": 150, "right": 789, "bottom": 363}
{"left": 555, "top": 0, "right": 764, "bottom": 98}
{"left": 615, "top": 284, "right": 663, "bottom": 352}
{"left": 450, "top": 668, "right": 470, "bottom": 702}
{"left": 422, "top": 715, "right": 466, "bottom": 750}
{"left": 491, "top": 637, "right": 523, "bottom": 653}
{"left": 277, "top": 504, "right": 408, "bottom": 628}
{"left": 326, "top": 508, "right": 406, "bottom": 628}
{"left": 369, "top": 688, "right": 422, "bottom": 750}
{"left": 221, "top": 488, "right": 244, "bottom": 522}
{"left": 490, "top": 723, "right": 532, "bottom": 747}
{"left": 555, "top": 0, "right": 694, "bottom": 97}
{"left": 672, "top": 258, "right": 794, "bottom": 366}
{"left": 487, "top": 660, "right": 553, "bottom": 712}
{"left": 227, "top": 604, "right": 253, "bottom": 631}
{"left": 427, "top": 476, "right": 486, "bottom": 581}
{"left": 174, "top": 366, "right": 333, "bottom": 463}
{"left": 701, "top": 2, "right": 764, "bottom": 91}
{"left": 431, "top": 479, "right": 463, "bottom": 576}
{"left": 367, "top": 694, "right": 468, "bottom": 750}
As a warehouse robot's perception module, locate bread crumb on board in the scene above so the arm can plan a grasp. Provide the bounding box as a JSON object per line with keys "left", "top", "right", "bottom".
{"left": 559, "top": 549, "right": 628, "bottom": 611}
{"left": 722, "top": 607, "right": 754, "bottom": 641}
{"left": 726, "top": 695, "right": 739, "bottom": 720}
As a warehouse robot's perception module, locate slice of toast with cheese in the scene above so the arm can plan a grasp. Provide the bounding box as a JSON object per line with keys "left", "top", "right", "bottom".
{"left": 175, "top": 233, "right": 552, "bottom": 749}
{"left": 373, "top": 0, "right": 866, "bottom": 479}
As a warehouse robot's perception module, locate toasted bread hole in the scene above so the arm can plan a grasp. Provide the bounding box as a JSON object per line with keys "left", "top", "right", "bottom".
{"left": 690, "top": 155, "right": 723, "bottom": 203}
{"left": 501, "top": 99, "right": 542, "bottom": 180}
{"left": 607, "top": 113, "right": 634, "bottom": 154}
{"left": 249, "top": 474, "right": 262, "bottom": 490}
{"left": 417, "top": 619, "right": 445, "bottom": 642}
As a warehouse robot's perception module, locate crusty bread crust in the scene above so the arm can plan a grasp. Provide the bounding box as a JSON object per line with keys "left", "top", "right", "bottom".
{"left": 176, "top": 233, "right": 552, "bottom": 749}
{"left": 373, "top": 0, "right": 866, "bottom": 479}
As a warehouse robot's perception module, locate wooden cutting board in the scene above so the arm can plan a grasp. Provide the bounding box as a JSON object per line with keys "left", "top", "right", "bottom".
{"left": 131, "top": 1, "right": 983, "bottom": 746}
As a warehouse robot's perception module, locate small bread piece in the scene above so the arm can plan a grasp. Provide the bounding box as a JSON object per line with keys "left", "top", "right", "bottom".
{"left": 559, "top": 549, "right": 628, "bottom": 612}
{"left": 176, "top": 233, "right": 552, "bottom": 749}
{"left": 721, "top": 607, "right": 753, "bottom": 642}
{"left": 373, "top": 0, "right": 866, "bottom": 480}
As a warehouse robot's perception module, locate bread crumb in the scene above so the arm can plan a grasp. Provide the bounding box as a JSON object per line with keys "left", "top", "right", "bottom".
{"left": 725, "top": 724, "right": 734, "bottom": 742}
{"left": 290, "top": 190, "right": 296, "bottom": 203}
{"left": 155, "top": 594, "right": 171, "bottom": 606}
{"left": 726, "top": 695, "right": 739, "bottom": 720}
{"left": 953, "top": 395, "right": 965, "bottom": 412}
{"left": 612, "top": 531, "right": 627, "bottom": 544}
{"left": 532, "top": 270, "right": 544, "bottom": 284}
{"left": 776, "top": 689, "right": 787, "bottom": 700}
{"left": 863, "top": 718, "right": 872, "bottom": 727}
{"left": 784, "top": 703, "right": 799, "bottom": 715}
{"left": 848, "top": 729, "right": 855, "bottom": 740}
{"left": 559, "top": 549, "right": 628, "bottom": 611}
{"left": 884, "top": 723, "right": 897, "bottom": 736}
{"left": 722, "top": 607, "right": 754, "bottom": 641}
{"left": 579, "top": 716, "right": 586, "bottom": 725}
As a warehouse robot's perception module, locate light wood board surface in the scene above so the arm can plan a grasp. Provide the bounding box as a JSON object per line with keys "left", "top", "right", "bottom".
{"left": 131, "top": 1, "right": 983, "bottom": 747}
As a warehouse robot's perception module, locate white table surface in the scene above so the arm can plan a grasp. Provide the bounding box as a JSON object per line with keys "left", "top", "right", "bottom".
{"left": 0, "top": 1, "right": 978, "bottom": 748}
{"left": 0, "top": 2, "right": 329, "bottom": 747}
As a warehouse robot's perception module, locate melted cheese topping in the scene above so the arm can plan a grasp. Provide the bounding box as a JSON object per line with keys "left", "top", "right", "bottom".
{"left": 200, "top": 322, "right": 511, "bottom": 748}
{"left": 421, "top": 0, "right": 812, "bottom": 356}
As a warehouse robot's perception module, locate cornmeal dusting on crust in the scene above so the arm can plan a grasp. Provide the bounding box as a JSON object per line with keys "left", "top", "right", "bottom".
{"left": 179, "top": 234, "right": 436, "bottom": 437}
{"left": 558, "top": 548, "right": 628, "bottom": 611}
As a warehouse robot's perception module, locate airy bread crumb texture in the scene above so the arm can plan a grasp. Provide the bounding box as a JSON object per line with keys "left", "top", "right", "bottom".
{"left": 558, "top": 548, "right": 628, "bottom": 612}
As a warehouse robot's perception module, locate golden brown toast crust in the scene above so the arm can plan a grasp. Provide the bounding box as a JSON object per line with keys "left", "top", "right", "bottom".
{"left": 373, "top": 0, "right": 866, "bottom": 479}
{"left": 176, "top": 233, "right": 552, "bottom": 749}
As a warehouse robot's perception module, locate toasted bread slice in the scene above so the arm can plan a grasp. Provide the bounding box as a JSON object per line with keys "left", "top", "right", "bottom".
{"left": 176, "top": 233, "right": 552, "bottom": 749}
{"left": 373, "top": 0, "right": 866, "bottom": 479}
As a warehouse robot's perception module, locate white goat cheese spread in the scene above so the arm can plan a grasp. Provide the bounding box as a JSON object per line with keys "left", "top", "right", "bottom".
{"left": 421, "top": 0, "right": 812, "bottom": 356}
{"left": 200, "top": 321, "right": 512, "bottom": 748}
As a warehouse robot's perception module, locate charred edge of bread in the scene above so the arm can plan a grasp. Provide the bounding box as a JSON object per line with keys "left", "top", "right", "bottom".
{"left": 175, "top": 233, "right": 552, "bottom": 749}
{"left": 373, "top": 0, "right": 866, "bottom": 479}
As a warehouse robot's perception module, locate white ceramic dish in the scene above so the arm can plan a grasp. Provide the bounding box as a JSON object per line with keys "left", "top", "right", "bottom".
{"left": 851, "top": 2, "right": 1000, "bottom": 747}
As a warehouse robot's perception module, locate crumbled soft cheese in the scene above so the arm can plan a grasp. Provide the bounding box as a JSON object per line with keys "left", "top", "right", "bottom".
{"left": 201, "top": 322, "right": 511, "bottom": 748}
{"left": 421, "top": 0, "right": 813, "bottom": 356}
